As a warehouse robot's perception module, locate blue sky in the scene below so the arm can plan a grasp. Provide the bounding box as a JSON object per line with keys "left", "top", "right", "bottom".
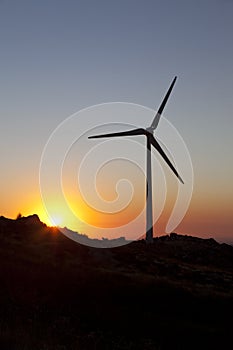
{"left": 0, "top": 0, "right": 233, "bottom": 242}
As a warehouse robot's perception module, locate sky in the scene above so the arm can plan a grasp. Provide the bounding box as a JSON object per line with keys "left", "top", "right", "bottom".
{"left": 0, "top": 0, "right": 233, "bottom": 243}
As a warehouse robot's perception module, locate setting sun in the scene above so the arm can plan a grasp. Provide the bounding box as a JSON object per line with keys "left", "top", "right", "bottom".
{"left": 49, "top": 215, "right": 63, "bottom": 227}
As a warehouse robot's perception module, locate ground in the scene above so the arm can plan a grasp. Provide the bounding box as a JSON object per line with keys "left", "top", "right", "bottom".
{"left": 0, "top": 215, "right": 232, "bottom": 349}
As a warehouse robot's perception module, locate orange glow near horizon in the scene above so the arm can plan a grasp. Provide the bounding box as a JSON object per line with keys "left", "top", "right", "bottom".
{"left": 1, "top": 191, "right": 232, "bottom": 243}
{"left": 1, "top": 168, "right": 232, "bottom": 243}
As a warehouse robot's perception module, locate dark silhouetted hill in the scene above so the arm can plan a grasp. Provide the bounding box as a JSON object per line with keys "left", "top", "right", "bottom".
{"left": 0, "top": 214, "right": 232, "bottom": 350}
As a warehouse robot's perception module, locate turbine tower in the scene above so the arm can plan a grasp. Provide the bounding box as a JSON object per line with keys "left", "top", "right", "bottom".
{"left": 89, "top": 77, "right": 184, "bottom": 243}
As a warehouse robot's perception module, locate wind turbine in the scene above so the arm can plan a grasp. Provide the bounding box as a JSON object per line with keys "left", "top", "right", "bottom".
{"left": 88, "top": 77, "right": 184, "bottom": 243}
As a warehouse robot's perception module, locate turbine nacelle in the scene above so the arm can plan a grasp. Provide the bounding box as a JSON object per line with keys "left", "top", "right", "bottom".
{"left": 145, "top": 127, "right": 154, "bottom": 135}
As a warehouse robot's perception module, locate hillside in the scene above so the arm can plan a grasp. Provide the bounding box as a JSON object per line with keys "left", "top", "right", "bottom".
{"left": 0, "top": 215, "right": 232, "bottom": 349}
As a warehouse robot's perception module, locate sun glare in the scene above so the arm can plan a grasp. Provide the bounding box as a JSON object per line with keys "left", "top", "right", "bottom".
{"left": 30, "top": 203, "right": 65, "bottom": 228}
{"left": 49, "top": 215, "right": 63, "bottom": 227}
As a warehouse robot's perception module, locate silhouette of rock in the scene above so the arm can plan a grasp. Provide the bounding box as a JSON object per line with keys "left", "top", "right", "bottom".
{"left": 17, "top": 214, "right": 43, "bottom": 226}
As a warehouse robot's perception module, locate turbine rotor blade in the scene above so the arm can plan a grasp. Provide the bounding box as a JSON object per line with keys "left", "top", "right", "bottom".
{"left": 150, "top": 135, "right": 184, "bottom": 184}
{"left": 88, "top": 128, "right": 146, "bottom": 139}
{"left": 150, "top": 76, "right": 177, "bottom": 130}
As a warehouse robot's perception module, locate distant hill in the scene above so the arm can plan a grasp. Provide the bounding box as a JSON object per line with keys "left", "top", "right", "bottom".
{"left": 0, "top": 214, "right": 233, "bottom": 349}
